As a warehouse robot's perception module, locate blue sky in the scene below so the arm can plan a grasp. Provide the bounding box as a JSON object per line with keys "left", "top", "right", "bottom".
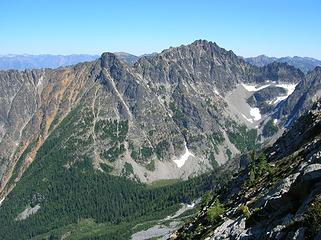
{"left": 1, "top": 0, "right": 321, "bottom": 58}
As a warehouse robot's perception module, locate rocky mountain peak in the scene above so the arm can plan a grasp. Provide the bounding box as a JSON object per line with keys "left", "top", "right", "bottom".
{"left": 100, "top": 52, "right": 122, "bottom": 68}
{"left": 312, "top": 66, "right": 321, "bottom": 74}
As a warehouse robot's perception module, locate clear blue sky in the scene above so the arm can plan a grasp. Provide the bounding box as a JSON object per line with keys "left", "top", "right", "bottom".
{"left": 1, "top": 0, "right": 321, "bottom": 58}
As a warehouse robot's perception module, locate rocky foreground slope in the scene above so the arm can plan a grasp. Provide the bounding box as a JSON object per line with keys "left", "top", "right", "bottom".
{"left": 173, "top": 100, "right": 321, "bottom": 239}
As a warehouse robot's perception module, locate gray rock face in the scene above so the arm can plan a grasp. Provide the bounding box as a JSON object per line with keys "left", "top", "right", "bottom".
{"left": 174, "top": 100, "right": 321, "bottom": 239}
{"left": 248, "top": 86, "right": 287, "bottom": 114}
{"left": 113, "top": 52, "right": 139, "bottom": 65}
{"left": 0, "top": 40, "right": 319, "bottom": 197}
{"left": 277, "top": 67, "right": 321, "bottom": 127}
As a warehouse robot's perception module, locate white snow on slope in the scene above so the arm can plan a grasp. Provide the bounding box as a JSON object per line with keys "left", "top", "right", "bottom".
{"left": 241, "top": 107, "right": 261, "bottom": 123}
{"left": 0, "top": 197, "right": 5, "bottom": 206}
{"left": 241, "top": 84, "right": 270, "bottom": 92}
{"left": 241, "top": 114, "right": 254, "bottom": 123}
{"left": 173, "top": 143, "right": 194, "bottom": 168}
{"left": 268, "top": 83, "right": 298, "bottom": 105}
{"left": 250, "top": 107, "right": 262, "bottom": 121}
{"left": 213, "top": 87, "right": 219, "bottom": 95}
{"left": 243, "top": 82, "right": 297, "bottom": 105}
{"left": 37, "top": 75, "right": 44, "bottom": 87}
{"left": 276, "top": 83, "right": 297, "bottom": 97}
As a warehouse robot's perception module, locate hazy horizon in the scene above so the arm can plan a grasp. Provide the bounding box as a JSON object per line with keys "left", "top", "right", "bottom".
{"left": 1, "top": 0, "right": 321, "bottom": 58}
{"left": 1, "top": 41, "right": 321, "bottom": 61}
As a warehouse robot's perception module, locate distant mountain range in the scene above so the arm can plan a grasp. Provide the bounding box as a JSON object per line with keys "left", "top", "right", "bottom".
{"left": 244, "top": 55, "right": 321, "bottom": 73}
{"left": 0, "top": 52, "right": 158, "bottom": 71}
{"left": 0, "top": 54, "right": 100, "bottom": 70}
{"left": 1, "top": 53, "right": 320, "bottom": 74}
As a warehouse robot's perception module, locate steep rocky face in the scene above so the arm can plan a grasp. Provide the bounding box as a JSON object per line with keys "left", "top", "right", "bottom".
{"left": 0, "top": 40, "right": 317, "bottom": 200}
{"left": 0, "top": 40, "right": 320, "bottom": 239}
{"left": 0, "top": 61, "right": 101, "bottom": 192}
{"left": 257, "top": 61, "right": 304, "bottom": 83}
{"left": 276, "top": 67, "right": 321, "bottom": 127}
{"left": 113, "top": 52, "right": 139, "bottom": 65}
{"left": 173, "top": 100, "right": 321, "bottom": 240}
{"left": 134, "top": 40, "right": 253, "bottom": 93}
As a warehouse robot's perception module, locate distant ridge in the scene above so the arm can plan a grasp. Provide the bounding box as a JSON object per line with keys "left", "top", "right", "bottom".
{"left": 245, "top": 55, "right": 321, "bottom": 73}
{"left": 0, "top": 52, "right": 160, "bottom": 70}
{"left": 0, "top": 54, "right": 100, "bottom": 70}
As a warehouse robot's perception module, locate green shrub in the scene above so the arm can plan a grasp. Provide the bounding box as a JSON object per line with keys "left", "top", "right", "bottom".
{"left": 122, "top": 162, "right": 134, "bottom": 176}
{"left": 155, "top": 140, "right": 170, "bottom": 159}
{"left": 141, "top": 146, "right": 153, "bottom": 158}
{"left": 100, "top": 163, "right": 113, "bottom": 173}
{"left": 101, "top": 144, "right": 125, "bottom": 162}
{"left": 246, "top": 153, "right": 270, "bottom": 186}
{"left": 226, "top": 149, "right": 232, "bottom": 160}
{"left": 227, "top": 123, "right": 257, "bottom": 153}
{"left": 239, "top": 204, "right": 251, "bottom": 219}
{"left": 146, "top": 160, "right": 155, "bottom": 171}
{"left": 305, "top": 195, "right": 321, "bottom": 236}
{"left": 262, "top": 119, "right": 278, "bottom": 138}
{"left": 201, "top": 192, "right": 212, "bottom": 207}
{"left": 206, "top": 200, "right": 224, "bottom": 223}
{"left": 208, "top": 152, "right": 219, "bottom": 169}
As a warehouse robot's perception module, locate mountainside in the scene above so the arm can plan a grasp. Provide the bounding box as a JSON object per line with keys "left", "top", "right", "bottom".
{"left": 113, "top": 52, "right": 139, "bottom": 65}
{"left": 245, "top": 55, "right": 321, "bottom": 73}
{"left": 0, "top": 40, "right": 320, "bottom": 239}
{"left": 0, "top": 54, "right": 99, "bottom": 70}
{"left": 174, "top": 99, "right": 321, "bottom": 239}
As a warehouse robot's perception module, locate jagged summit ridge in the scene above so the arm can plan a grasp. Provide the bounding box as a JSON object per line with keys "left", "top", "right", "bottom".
{"left": 0, "top": 39, "right": 319, "bottom": 194}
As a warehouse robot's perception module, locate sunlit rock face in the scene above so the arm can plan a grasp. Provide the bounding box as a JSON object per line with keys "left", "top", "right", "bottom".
{"left": 0, "top": 40, "right": 318, "bottom": 195}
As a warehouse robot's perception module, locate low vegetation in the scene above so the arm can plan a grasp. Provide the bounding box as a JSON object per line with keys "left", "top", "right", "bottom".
{"left": 0, "top": 103, "right": 232, "bottom": 239}
{"left": 227, "top": 122, "right": 258, "bottom": 153}
{"left": 262, "top": 119, "right": 278, "bottom": 137}
{"left": 206, "top": 199, "right": 225, "bottom": 224}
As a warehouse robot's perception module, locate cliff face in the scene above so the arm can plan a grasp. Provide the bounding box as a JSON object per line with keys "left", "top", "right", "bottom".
{"left": 276, "top": 67, "right": 321, "bottom": 126}
{"left": 174, "top": 100, "right": 321, "bottom": 240}
{"left": 0, "top": 40, "right": 317, "bottom": 198}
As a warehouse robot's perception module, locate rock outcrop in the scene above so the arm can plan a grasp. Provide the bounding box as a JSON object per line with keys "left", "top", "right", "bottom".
{"left": 173, "top": 100, "right": 321, "bottom": 239}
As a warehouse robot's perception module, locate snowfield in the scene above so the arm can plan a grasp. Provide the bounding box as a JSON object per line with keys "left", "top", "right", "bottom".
{"left": 173, "top": 144, "right": 194, "bottom": 168}
{"left": 250, "top": 107, "right": 262, "bottom": 121}
{"left": 242, "top": 82, "right": 297, "bottom": 106}
{"left": 241, "top": 83, "right": 270, "bottom": 92}
{"left": 0, "top": 197, "right": 5, "bottom": 206}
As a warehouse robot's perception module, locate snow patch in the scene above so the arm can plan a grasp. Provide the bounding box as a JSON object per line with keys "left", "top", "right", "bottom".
{"left": 273, "top": 119, "right": 278, "bottom": 124}
{"left": 275, "top": 83, "right": 297, "bottom": 96}
{"left": 187, "top": 203, "right": 195, "bottom": 208}
{"left": 250, "top": 107, "right": 261, "bottom": 121}
{"left": 241, "top": 114, "right": 254, "bottom": 123}
{"left": 241, "top": 84, "right": 270, "bottom": 92}
{"left": 0, "top": 197, "right": 5, "bottom": 206}
{"left": 37, "top": 75, "right": 44, "bottom": 87}
{"left": 173, "top": 144, "right": 194, "bottom": 168}
{"left": 268, "top": 96, "right": 288, "bottom": 105}
{"left": 267, "top": 83, "right": 297, "bottom": 105}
